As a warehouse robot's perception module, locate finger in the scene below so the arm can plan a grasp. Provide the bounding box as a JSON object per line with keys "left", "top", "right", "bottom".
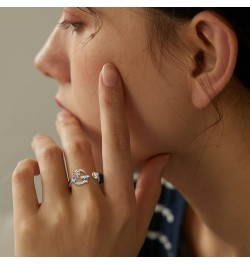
{"left": 12, "top": 159, "right": 40, "bottom": 220}
{"left": 135, "top": 154, "right": 169, "bottom": 249}
{"left": 56, "top": 111, "right": 102, "bottom": 197}
{"left": 99, "top": 63, "right": 134, "bottom": 202}
{"left": 31, "top": 134, "right": 70, "bottom": 201}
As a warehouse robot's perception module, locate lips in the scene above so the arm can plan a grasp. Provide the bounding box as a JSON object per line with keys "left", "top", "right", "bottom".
{"left": 55, "top": 97, "right": 80, "bottom": 123}
{"left": 55, "top": 97, "right": 64, "bottom": 108}
{"left": 55, "top": 97, "right": 71, "bottom": 113}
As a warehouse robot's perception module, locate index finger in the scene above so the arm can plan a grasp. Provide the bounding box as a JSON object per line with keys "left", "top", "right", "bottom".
{"left": 99, "top": 63, "right": 134, "bottom": 203}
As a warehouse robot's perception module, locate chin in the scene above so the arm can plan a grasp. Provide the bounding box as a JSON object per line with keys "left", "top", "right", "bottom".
{"left": 131, "top": 157, "right": 145, "bottom": 172}
{"left": 81, "top": 122, "right": 149, "bottom": 173}
{"left": 92, "top": 148, "right": 144, "bottom": 173}
{"left": 91, "top": 142, "right": 146, "bottom": 174}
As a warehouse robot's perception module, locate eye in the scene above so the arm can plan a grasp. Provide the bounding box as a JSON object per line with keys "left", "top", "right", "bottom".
{"left": 58, "top": 20, "right": 84, "bottom": 33}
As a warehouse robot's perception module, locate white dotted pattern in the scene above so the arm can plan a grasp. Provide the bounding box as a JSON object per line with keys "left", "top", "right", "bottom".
{"left": 155, "top": 204, "right": 175, "bottom": 223}
{"left": 161, "top": 178, "right": 175, "bottom": 189}
{"left": 147, "top": 231, "right": 173, "bottom": 251}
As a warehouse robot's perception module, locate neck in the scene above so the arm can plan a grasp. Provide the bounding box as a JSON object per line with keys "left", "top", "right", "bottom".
{"left": 165, "top": 84, "right": 250, "bottom": 255}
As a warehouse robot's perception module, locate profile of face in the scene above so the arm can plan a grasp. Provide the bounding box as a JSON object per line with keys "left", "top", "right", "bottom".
{"left": 35, "top": 8, "right": 204, "bottom": 172}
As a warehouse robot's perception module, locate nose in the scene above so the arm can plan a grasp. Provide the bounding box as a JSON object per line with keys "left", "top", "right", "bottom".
{"left": 34, "top": 27, "right": 70, "bottom": 83}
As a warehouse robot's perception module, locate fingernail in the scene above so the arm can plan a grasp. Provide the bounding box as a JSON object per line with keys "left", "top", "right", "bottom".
{"left": 57, "top": 110, "right": 73, "bottom": 120}
{"left": 101, "top": 63, "right": 120, "bottom": 88}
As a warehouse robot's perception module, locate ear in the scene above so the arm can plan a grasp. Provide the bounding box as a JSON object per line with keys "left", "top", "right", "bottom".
{"left": 190, "top": 11, "right": 238, "bottom": 109}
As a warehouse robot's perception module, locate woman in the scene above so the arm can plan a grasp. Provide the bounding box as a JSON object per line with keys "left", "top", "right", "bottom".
{"left": 12, "top": 8, "right": 250, "bottom": 256}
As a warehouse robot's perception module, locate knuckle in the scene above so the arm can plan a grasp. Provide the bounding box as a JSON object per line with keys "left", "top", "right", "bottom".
{"left": 37, "top": 144, "right": 62, "bottom": 161}
{"left": 17, "top": 158, "right": 34, "bottom": 166}
{"left": 56, "top": 118, "right": 75, "bottom": 129}
{"left": 32, "top": 133, "right": 45, "bottom": 141}
{"left": 102, "top": 86, "right": 117, "bottom": 105}
{"left": 64, "top": 138, "right": 91, "bottom": 155}
{"left": 12, "top": 159, "right": 35, "bottom": 183}
{"left": 12, "top": 169, "right": 28, "bottom": 184}
{"left": 106, "top": 131, "right": 130, "bottom": 151}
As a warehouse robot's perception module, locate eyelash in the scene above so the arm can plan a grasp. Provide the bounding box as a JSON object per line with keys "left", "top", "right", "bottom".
{"left": 58, "top": 20, "right": 84, "bottom": 33}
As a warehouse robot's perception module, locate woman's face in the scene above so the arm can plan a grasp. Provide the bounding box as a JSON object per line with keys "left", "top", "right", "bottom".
{"left": 35, "top": 7, "right": 199, "bottom": 171}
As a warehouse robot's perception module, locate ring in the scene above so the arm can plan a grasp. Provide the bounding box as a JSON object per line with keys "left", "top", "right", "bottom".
{"left": 69, "top": 169, "right": 90, "bottom": 187}
{"left": 92, "top": 172, "right": 104, "bottom": 184}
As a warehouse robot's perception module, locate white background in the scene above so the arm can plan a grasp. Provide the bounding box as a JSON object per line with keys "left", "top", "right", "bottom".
{"left": 0, "top": 8, "right": 61, "bottom": 256}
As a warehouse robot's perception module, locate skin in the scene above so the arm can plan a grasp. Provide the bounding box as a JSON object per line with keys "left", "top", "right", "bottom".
{"left": 35, "top": 8, "right": 200, "bottom": 171}
{"left": 12, "top": 8, "right": 250, "bottom": 256}
{"left": 12, "top": 66, "right": 168, "bottom": 256}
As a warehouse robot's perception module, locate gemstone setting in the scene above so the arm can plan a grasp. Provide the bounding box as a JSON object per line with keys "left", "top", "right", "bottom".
{"left": 70, "top": 169, "right": 90, "bottom": 186}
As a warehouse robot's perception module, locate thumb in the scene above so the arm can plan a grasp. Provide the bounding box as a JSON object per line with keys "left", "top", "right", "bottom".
{"left": 135, "top": 154, "right": 169, "bottom": 250}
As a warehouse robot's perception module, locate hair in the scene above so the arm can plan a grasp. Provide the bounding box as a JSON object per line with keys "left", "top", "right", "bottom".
{"left": 148, "top": 8, "right": 250, "bottom": 90}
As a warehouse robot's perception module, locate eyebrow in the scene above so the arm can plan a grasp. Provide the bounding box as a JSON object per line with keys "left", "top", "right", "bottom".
{"left": 78, "top": 7, "right": 99, "bottom": 15}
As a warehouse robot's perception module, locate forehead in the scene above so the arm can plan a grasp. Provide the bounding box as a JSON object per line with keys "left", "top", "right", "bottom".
{"left": 63, "top": 7, "right": 145, "bottom": 19}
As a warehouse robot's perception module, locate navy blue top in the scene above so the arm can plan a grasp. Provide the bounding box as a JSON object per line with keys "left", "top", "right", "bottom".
{"left": 138, "top": 178, "right": 186, "bottom": 257}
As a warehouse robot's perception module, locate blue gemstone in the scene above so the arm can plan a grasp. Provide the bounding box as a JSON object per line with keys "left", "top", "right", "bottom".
{"left": 83, "top": 176, "right": 89, "bottom": 181}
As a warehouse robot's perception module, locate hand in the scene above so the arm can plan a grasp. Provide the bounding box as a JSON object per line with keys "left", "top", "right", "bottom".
{"left": 12, "top": 63, "right": 168, "bottom": 256}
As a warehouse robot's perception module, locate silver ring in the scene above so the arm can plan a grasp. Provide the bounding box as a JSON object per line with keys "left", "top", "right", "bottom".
{"left": 69, "top": 169, "right": 90, "bottom": 187}
{"left": 92, "top": 172, "right": 104, "bottom": 184}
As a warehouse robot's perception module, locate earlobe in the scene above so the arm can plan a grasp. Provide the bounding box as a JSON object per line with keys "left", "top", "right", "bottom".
{"left": 190, "top": 11, "right": 238, "bottom": 109}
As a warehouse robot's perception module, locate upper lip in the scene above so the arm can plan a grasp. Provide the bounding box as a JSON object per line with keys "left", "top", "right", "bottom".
{"left": 55, "top": 97, "right": 82, "bottom": 124}
{"left": 55, "top": 97, "right": 70, "bottom": 113}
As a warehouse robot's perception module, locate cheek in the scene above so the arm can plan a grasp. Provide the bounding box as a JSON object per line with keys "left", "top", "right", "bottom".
{"left": 73, "top": 52, "right": 160, "bottom": 167}
{"left": 72, "top": 64, "right": 100, "bottom": 125}
{"left": 70, "top": 39, "right": 112, "bottom": 121}
{"left": 69, "top": 53, "right": 103, "bottom": 169}
{"left": 125, "top": 92, "right": 166, "bottom": 169}
{"left": 68, "top": 37, "right": 171, "bottom": 170}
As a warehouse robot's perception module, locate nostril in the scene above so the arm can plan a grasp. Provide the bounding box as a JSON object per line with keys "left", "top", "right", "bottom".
{"left": 44, "top": 72, "right": 52, "bottom": 78}
{"left": 34, "top": 46, "right": 70, "bottom": 82}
